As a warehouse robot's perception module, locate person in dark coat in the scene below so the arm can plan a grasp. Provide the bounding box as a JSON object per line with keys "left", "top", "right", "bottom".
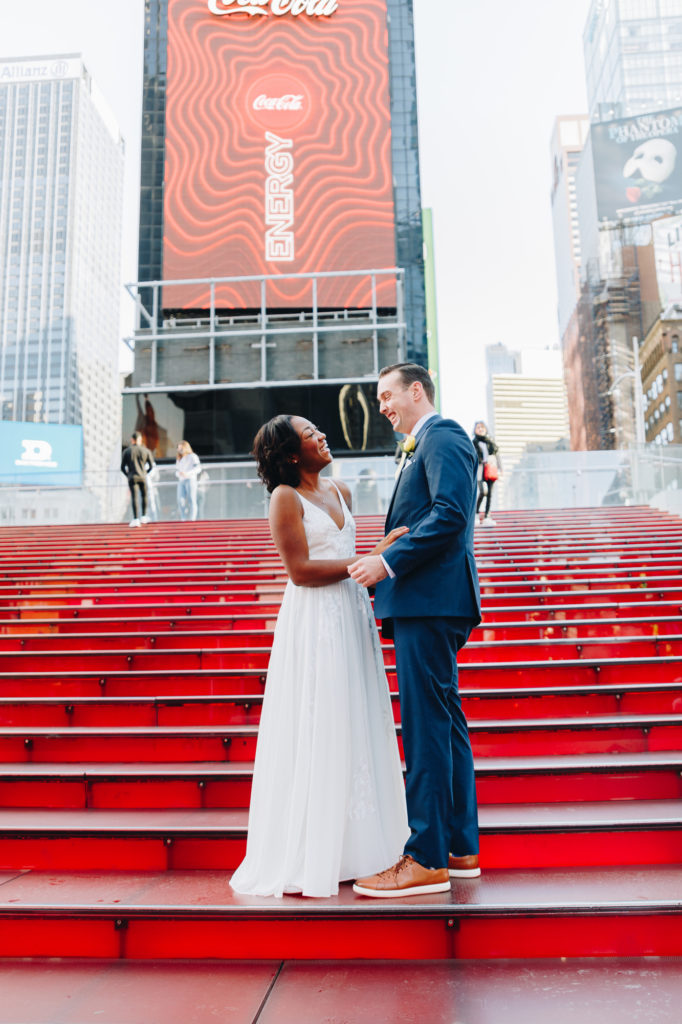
{"left": 120, "top": 432, "right": 155, "bottom": 526}
{"left": 349, "top": 363, "right": 482, "bottom": 897}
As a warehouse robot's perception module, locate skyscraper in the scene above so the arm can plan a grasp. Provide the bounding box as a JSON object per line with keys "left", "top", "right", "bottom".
{"left": 484, "top": 342, "right": 520, "bottom": 435}
{"left": 0, "top": 55, "right": 124, "bottom": 481}
{"left": 490, "top": 350, "right": 570, "bottom": 508}
{"left": 126, "top": 0, "right": 425, "bottom": 459}
{"left": 584, "top": 0, "right": 682, "bottom": 123}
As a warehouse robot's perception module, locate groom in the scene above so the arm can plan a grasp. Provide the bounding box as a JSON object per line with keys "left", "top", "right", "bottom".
{"left": 348, "top": 362, "right": 481, "bottom": 897}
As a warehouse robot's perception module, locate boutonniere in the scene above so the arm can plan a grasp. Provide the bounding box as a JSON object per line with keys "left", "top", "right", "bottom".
{"left": 400, "top": 435, "right": 416, "bottom": 457}
{"left": 395, "top": 435, "right": 416, "bottom": 479}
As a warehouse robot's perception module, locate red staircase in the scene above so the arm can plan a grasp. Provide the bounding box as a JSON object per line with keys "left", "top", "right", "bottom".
{"left": 0, "top": 507, "right": 681, "bottom": 978}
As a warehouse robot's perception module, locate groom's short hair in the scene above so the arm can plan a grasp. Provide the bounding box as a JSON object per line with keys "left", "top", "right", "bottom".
{"left": 379, "top": 362, "right": 435, "bottom": 404}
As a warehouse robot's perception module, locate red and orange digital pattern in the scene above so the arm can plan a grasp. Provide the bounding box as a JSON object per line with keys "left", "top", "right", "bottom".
{"left": 163, "top": 0, "right": 397, "bottom": 310}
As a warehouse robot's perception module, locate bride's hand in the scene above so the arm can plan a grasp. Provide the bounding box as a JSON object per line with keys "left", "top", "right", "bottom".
{"left": 370, "top": 526, "right": 408, "bottom": 555}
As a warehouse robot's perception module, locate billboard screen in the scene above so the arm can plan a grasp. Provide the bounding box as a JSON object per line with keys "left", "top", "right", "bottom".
{"left": 592, "top": 108, "right": 682, "bottom": 221}
{"left": 0, "top": 422, "right": 83, "bottom": 486}
{"left": 163, "top": 0, "right": 396, "bottom": 310}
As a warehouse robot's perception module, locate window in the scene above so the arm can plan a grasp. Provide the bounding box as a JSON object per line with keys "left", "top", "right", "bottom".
{"left": 675, "top": 363, "right": 682, "bottom": 381}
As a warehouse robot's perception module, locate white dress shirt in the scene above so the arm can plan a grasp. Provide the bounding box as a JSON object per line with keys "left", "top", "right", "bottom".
{"left": 381, "top": 412, "right": 438, "bottom": 578}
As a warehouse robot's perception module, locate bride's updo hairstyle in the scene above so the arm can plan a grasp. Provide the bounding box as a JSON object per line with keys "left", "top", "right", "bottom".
{"left": 252, "top": 414, "right": 302, "bottom": 493}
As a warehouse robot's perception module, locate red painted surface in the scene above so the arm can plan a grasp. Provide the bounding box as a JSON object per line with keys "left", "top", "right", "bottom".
{"left": 479, "top": 829, "right": 682, "bottom": 868}
{"left": 0, "top": 918, "right": 121, "bottom": 958}
{"left": 0, "top": 510, "right": 680, "bottom": 964}
{"left": 0, "top": 837, "right": 170, "bottom": 871}
{"left": 124, "top": 917, "right": 450, "bottom": 961}
{"left": 476, "top": 769, "right": 682, "bottom": 804}
{"left": 451, "top": 913, "right": 682, "bottom": 959}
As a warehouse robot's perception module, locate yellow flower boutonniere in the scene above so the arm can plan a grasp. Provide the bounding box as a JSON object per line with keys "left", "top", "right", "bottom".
{"left": 395, "top": 435, "right": 416, "bottom": 479}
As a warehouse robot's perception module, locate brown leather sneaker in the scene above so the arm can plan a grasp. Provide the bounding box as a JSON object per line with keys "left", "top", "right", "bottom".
{"left": 448, "top": 853, "right": 481, "bottom": 878}
{"left": 353, "top": 855, "right": 451, "bottom": 898}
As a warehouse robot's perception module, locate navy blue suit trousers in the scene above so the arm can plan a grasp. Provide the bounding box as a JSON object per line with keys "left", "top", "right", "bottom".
{"left": 392, "top": 615, "right": 479, "bottom": 867}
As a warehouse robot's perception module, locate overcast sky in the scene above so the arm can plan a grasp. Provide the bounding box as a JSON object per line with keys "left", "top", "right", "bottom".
{"left": 2, "top": 0, "right": 592, "bottom": 433}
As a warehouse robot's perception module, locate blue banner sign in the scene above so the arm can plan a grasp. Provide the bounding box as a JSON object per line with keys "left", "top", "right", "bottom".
{"left": 0, "top": 422, "right": 83, "bottom": 485}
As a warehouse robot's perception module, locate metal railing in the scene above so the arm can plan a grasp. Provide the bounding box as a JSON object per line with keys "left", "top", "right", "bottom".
{"left": 124, "top": 269, "right": 407, "bottom": 391}
{"left": 1, "top": 447, "right": 681, "bottom": 526}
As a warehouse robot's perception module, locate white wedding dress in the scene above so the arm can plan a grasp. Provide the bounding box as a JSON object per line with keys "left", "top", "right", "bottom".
{"left": 230, "top": 485, "right": 409, "bottom": 898}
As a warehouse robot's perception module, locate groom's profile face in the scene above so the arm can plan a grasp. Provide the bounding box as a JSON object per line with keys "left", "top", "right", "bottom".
{"left": 377, "top": 370, "right": 418, "bottom": 435}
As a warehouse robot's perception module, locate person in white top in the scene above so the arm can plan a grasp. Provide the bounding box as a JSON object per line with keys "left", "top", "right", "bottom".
{"left": 175, "top": 440, "right": 201, "bottom": 521}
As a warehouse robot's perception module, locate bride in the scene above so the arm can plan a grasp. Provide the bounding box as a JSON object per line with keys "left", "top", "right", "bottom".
{"left": 230, "top": 414, "right": 409, "bottom": 898}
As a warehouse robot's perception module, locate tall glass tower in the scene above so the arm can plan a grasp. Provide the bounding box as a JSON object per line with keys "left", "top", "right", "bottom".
{"left": 584, "top": 0, "right": 682, "bottom": 122}
{"left": 0, "top": 55, "right": 124, "bottom": 479}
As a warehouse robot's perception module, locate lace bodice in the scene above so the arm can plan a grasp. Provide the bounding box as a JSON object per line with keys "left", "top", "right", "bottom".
{"left": 297, "top": 486, "right": 356, "bottom": 560}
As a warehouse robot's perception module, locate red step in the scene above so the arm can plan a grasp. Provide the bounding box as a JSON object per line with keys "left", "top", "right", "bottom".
{"left": 0, "top": 866, "right": 680, "bottom": 961}
{"left": 0, "top": 800, "right": 678, "bottom": 871}
{"left": 0, "top": 750, "right": 679, "bottom": 810}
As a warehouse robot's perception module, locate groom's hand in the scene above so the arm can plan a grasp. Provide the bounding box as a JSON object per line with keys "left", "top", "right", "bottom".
{"left": 348, "top": 555, "right": 388, "bottom": 588}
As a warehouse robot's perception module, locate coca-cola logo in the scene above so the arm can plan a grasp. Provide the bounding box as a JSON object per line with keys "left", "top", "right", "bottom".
{"left": 208, "top": 0, "right": 338, "bottom": 17}
{"left": 254, "top": 94, "right": 304, "bottom": 112}
{"left": 246, "top": 73, "right": 311, "bottom": 131}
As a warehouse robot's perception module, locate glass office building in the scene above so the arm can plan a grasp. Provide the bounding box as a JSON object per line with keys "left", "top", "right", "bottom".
{"left": 127, "top": 0, "right": 426, "bottom": 459}
{"left": 584, "top": 0, "right": 682, "bottom": 122}
{"left": 0, "top": 55, "right": 124, "bottom": 480}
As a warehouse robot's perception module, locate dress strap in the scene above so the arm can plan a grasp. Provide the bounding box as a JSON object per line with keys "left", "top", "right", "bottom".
{"left": 329, "top": 479, "right": 351, "bottom": 515}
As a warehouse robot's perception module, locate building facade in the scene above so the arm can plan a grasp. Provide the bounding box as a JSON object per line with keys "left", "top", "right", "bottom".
{"left": 641, "top": 306, "right": 682, "bottom": 444}
{"left": 551, "top": 116, "right": 590, "bottom": 343}
{"left": 484, "top": 342, "right": 519, "bottom": 435}
{"left": 127, "top": 0, "right": 426, "bottom": 459}
{"left": 584, "top": 0, "right": 682, "bottom": 124}
{"left": 489, "top": 349, "right": 570, "bottom": 508}
{"left": 0, "top": 55, "right": 124, "bottom": 482}
{"left": 552, "top": 1, "right": 682, "bottom": 450}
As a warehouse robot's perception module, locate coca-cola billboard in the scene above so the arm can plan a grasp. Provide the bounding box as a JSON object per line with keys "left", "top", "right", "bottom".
{"left": 163, "top": 0, "right": 396, "bottom": 309}
{"left": 208, "top": 0, "right": 339, "bottom": 17}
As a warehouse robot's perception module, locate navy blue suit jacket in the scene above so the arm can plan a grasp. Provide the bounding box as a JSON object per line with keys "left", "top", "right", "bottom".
{"left": 374, "top": 415, "right": 481, "bottom": 623}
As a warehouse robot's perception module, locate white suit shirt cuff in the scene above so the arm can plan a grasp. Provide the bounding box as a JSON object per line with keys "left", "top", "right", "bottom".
{"left": 380, "top": 555, "right": 396, "bottom": 579}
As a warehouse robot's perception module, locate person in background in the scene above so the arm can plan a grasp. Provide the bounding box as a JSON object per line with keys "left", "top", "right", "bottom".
{"left": 197, "top": 467, "right": 211, "bottom": 520}
{"left": 146, "top": 464, "right": 161, "bottom": 522}
{"left": 472, "top": 421, "right": 501, "bottom": 527}
{"left": 121, "top": 432, "right": 155, "bottom": 527}
{"left": 175, "top": 440, "right": 201, "bottom": 521}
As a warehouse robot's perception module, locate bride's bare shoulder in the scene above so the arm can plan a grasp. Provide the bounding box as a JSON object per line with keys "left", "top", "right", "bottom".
{"left": 269, "top": 484, "right": 303, "bottom": 515}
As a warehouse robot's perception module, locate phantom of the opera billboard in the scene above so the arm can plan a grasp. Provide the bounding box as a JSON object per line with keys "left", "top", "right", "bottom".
{"left": 592, "top": 107, "right": 682, "bottom": 221}
{"left": 162, "top": 0, "right": 396, "bottom": 309}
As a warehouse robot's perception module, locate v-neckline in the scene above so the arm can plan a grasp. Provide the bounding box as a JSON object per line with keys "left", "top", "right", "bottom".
{"left": 297, "top": 483, "right": 347, "bottom": 532}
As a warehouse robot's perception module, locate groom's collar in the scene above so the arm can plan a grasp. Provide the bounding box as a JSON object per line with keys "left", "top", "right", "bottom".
{"left": 410, "top": 411, "right": 438, "bottom": 440}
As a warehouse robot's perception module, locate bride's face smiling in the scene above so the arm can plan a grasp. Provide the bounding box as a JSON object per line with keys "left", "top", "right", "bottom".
{"left": 291, "top": 417, "right": 332, "bottom": 471}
